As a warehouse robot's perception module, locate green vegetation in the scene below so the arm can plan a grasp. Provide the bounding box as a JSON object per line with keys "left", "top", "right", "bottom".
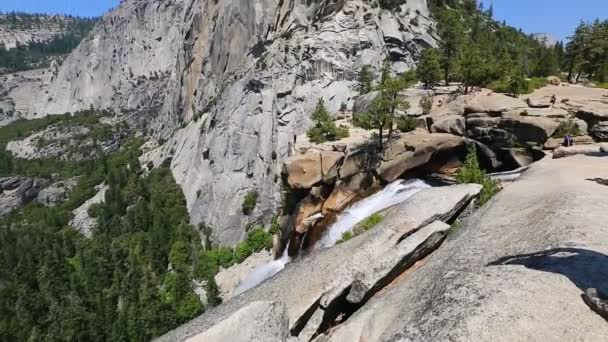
{"left": 195, "top": 227, "right": 272, "bottom": 280}
{"left": 427, "top": 0, "right": 567, "bottom": 93}
{"left": 488, "top": 77, "right": 547, "bottom": 96}
{"left": 597, "top": 82, "right": 608, "bottom": 89}
{"left": 242, "top": 190, "right": 259, "bottom": 215}
{"left": 0, "top": 135, "right": 215, "bottom": 340}
{"left": 417, "top": 48, "right": 442, "bottom": 88}
{"left": 0, "top": 110, "right": 117, "bottom": 178}
{"left": 358, "top": 213, "right": 384, "bottom": 231}
{"left": 357, "top": 65, "right": 373, "bottom": 94}
{"left": 354, "top": 63, "right": 416, "bottom": 150}
{"left": 337, "top": 231, "right": 354, "bottom": 244}
{"left": 307, "top": 99, "right": 349, "bottom": 144}
{"left": 564, "top": 20, "right": 608, "bottom": 83}
{"left": 456, "top": 144, "right": 499, "bottom": 205}
{"left": 554, "top": 120, "right": 583, "bottom": 138}
{"left": 0, "top": 13, "right": 97, "bottom": 73}
{"left": 396, "top": 116, "right": 417, "bottom": 133}
{"left": 337, "top": 213, "right": 384, "bottom": 244}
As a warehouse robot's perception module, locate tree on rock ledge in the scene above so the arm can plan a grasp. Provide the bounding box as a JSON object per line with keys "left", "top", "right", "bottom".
{"left": 307, "top": 99, "right": 349, "bottom": 144}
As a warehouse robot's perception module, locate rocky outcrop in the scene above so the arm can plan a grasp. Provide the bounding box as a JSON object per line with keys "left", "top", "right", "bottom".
{"left": 158, "top": 184, "right": 481, "bottom": 341}
{"left": 377, "top": 133, "right": 465, "bottom": 182}
{"left": 0, "top": 176, "right": 47, "bottom": 216}
{"left": 6, "top": 125, "right": 121, "bottom": 161}
{"left": 544, "top": 135, "right": 594, "bottom": 150}
{"left": 430, "top": 115, "right": 465, "bottom": 136}
{"left": 323, "top": 155, "right": 608, "bottom": 341}
{"left": 69, "top": 184, "right": 108, "bottom": 237}
{"left": 0, "top": 14, "right": 87, "bottom": 49}
{"left": 553, "top": 144, "right": 608, "bottom": 159}
{"left": 36, "top": 178, "right": 78, "bottom": 207}
{"left": 590, "top": 122, "right": 608, "bottom": 142}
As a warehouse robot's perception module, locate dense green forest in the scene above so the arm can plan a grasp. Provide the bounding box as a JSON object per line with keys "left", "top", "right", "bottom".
{"left": 0, "top": 12, "right": 96, "bottom": 73}
{"left": 418, "top": 0, "right": 607, "bottom": 92}
{"left": 0, "top": 112, "right": 273, "bottom": 340}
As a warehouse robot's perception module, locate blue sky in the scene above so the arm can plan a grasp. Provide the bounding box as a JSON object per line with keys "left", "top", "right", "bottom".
{"left": 481, "top": 0, "right": 606, "bottom": 41}
{"left": 0, "top": 0, "right": 119, "bottom": 18}
{"left": 0, "top": 0, "right": 604, "bottom": 40}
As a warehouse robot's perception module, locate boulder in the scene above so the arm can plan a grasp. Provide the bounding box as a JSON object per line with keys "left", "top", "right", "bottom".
{"left": 544, "top": 135, "right": 594, "bottom": 150}
{"left": 553, "top": 144, "right": 608, "bottom": 159}
{"left": 546, "top": 75, "right": 561, "bottom": 86}
{"left": 283, "top": 151, "right": 344, "bottom": 189}
{"left": 320, "top": 151, "right": 344, "bottom": 183}
{"left": 0, "top": 177, "right": 47, "bottom": 216}
{"left": 526, "top": 97, "right": 551, "bottom": 108}
{"left": 500, "top": 113, "right": 561, "bottom": 146}
{"left": 377, "top": 133, "right": 466, "bottom": 183}
{"left": 158, "top": 184, "right": 482, "bottom": 341}
{"left": 590, "top": 122, "right": 608, "bottom": 142}
{"left": 283, "top": 152, "right": 323, "bottom": 189}
{"left": 464, "top": 93, "right": 527, "bottom": 114}
{"left": 322, "top": 173, "right": 376, "bottom": 215}
{"left": 430, "top": 115, "right": 465, "bottom": 136}
{"left": 324, "top": 155, "right": 608, "bottom": 341}
{"left": 339, "top": 148, "right": 374, "bottom": 179}
{"left": 352, "top": 91, "right": 379, "bottom": 116}
{"left": 36, "top": 178, "right": 78, "bottom": 207}
{"left": 574, "top": 101, "right": 608, "bottom": 125}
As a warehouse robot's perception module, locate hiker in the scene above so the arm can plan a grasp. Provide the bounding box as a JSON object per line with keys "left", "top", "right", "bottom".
{"left": 550, "top": 94, "right": 557, "bottom": 107}
{"left": 563, "top": 134, "right": 574, "bottom": 147}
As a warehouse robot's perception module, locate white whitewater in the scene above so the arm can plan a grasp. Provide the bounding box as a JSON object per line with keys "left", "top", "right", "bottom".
{"left": 234, "top": 178, "right": 430, "bottom": 294}
{"left": 315, "top": 178, "right": 431, "bottom": 248}
{"left": 234, "top": 243, "right": 291, "bottom": 296}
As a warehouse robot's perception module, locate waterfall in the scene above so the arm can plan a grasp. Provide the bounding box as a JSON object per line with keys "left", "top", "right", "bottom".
{"left": 234, "top": 178, "right": 430, "bottom": 294}
{"left": 233, "top": 243, "right": 291, "bottom": 296}
{"left": 315, "top": 179, "right": 431, "bottom": 249}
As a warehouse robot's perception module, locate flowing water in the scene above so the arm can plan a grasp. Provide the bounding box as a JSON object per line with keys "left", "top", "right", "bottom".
{"left": 235, "top": 178, "right": 431, "bottom": 294}
{"left": 315, "top": 178, "right": 431, "bottom": 248}
{"left": 234, "top": 245, "right": 290, "bottom": 296}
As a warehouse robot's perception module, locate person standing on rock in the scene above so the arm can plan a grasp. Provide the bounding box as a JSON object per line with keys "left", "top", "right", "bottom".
{"left": 550, "top": 94, "right": 557, "bottom": 107}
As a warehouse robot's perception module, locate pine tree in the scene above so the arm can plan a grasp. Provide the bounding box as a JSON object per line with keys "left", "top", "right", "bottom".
{"left": 357, "top": 65, "right": 373, "bottom": 94}
{"left": 417, "top": 48, "right": 442, "bottom": 88}
{"left": 437, "top": 9, "right": 466, "bottom": 85}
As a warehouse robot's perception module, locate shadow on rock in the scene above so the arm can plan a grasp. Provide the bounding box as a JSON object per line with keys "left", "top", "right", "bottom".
{"left": 587, "top": 178, "right": 608, "bottom": 187}
{"left": 488, "top": 248, "right": 608, "bottom": 320}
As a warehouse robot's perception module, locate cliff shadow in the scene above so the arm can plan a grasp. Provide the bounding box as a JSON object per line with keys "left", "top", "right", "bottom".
{"left": 587, "top": 178, "right": 608, "bottom": 187}
{"left": 488, "top": 248, "right": 608, "bottom": 300}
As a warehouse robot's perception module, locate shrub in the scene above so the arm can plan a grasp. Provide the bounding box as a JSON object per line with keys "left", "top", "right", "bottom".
{"left": 242, "top": 190, "right": 259, "bottom": 215}
{"left": 508, "top": 75, "right": 528, "bottom": 96}
{"left": 396, "top": 116, "right": 417, "bottom": 133}
{"left": 269, "top": 215, "right": 281, "bottom": 236}
{"left": 456, "top": 144, "right": 500, "bottom": 205}
{"left": 597, "top": 82, "right": 608, "bottom": 89}
{"left": 490, "top": 77, "right": 547, "bottom": 96}
{"left": 553, "top": 120, "right": 582, "bottom": 138}
{"left": 420, "top": 95, "right": 434, "bottom": 115}
{"left": 337, "top": 231, "right": 354, "bottom": 244}
{"left": 307, "top": 99, "right": 349, "bottom": 143}
{"left": 357, "top": 213, "right": 383, "bottom": 232}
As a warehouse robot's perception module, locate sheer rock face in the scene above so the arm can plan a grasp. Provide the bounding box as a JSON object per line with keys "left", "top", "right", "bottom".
{"left": 2, "top": 0, "right": 436, "bottom": 245}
